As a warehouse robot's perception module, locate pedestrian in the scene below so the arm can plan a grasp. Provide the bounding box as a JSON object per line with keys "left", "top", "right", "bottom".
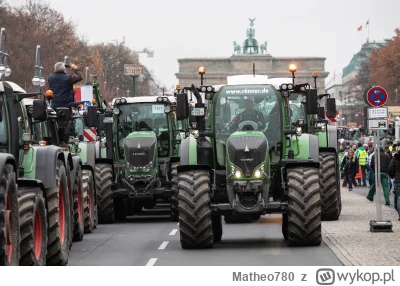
{"left": 355, "top": 142, "right": 368, "bottom": 186}
{"left": 338, "top": 145, "right": 345, "bottom": 179}
{"left": 340, "top": 148, "right": 359, "bottom": 191}
{"left": 367, "top": 146, "right": 391, "bottom": 205}
{"left": 388, "top": 149, "right": 400, "bottom": 220}
{"left": 48, "top": 62, "right": 83, "bottom": 149}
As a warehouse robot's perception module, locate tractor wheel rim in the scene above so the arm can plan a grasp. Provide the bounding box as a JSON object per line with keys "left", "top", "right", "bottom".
{"left": 6, "top": 196, "right": 12, "bottom": 263}
{"left": 59, "top": 185, "right": 65, "bottom": 245}
{"left": 78, "top": 185, "right": 82, "bottom": 222}
{"left": 89, "top": 186, "right": 93, "bottom": 216}
{"left": 33, "top": 209, "right": 43, "bottom": 260}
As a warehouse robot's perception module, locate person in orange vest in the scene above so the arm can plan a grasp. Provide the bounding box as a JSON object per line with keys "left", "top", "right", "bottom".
{"left": 355, "top": 143, "right": 368, "bottom": 186}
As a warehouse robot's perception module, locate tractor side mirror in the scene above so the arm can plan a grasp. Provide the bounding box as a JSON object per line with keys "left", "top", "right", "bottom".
{"left": 305, "top": 89, "right": 318, "bottom": 115}
{"left": 0, "top": 98, "right": 3, "bottom": 122}
{"left": 176, "top": 93, "right": 189, "bottom": 120}
{"left": 326, "top": 98, "right": 336, "bottom": 118}
{"left": 86, "top": 106, "right": 99, "bottom": 128}
{"left": 33, "top": 99, "right": 48, "bottom": 122}
{"left": 318, "top": 106, "right": 325, "bottom": 119}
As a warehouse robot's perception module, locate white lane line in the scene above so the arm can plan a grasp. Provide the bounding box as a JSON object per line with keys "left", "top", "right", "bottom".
{"left": 169, "top": 229, "right": 178, "bottom": 236}
{"left": 146, "top": 258, "right": 158, "bottom": 266}
{"left": 158, "top": 241, "right": 169, "bottom": 250}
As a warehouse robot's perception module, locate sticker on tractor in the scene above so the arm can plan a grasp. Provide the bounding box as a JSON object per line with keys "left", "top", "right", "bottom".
{"left": 191, "top": 108, "right": 204, "bottom": 116}
{"left": 152, "top": 105, "right": 164, "bottom": 113}
{"left": 103, "top": 117, "right": 113, "bottom": 123}
{"left": 83, "top": 129, "right": 97, "bottom": 142}
{"left": 235, "top": 108, "right": 244, "bottom": 115}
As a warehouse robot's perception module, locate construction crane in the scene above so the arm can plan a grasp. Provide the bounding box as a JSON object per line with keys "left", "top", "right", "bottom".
{"left": 134, "top": 48, "right": 154, "bottom": 58}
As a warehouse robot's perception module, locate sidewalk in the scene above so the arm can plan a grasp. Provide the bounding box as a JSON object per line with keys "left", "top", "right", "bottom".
{"left": 322, "top": 187, "right": 400, "bottom": 266}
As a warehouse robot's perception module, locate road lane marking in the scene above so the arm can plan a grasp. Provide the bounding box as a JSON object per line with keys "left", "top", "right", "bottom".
{"left": 146, "top": 258, "right": 158, "bottom": 266}
{"left": 158, "top": 241, "right": 169, "bottom": 250}
{"left": 169, "top": 229, "right": 178, "bottom": 235}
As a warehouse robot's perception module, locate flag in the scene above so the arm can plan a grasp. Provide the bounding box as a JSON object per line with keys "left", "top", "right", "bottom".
{"left": 365, "top": 20, "right": 369, "bottom": 27}
{"left": 357, "top": 25, "right": 362, "bottom": 32}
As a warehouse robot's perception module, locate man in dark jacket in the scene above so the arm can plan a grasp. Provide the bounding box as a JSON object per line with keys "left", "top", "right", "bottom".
{"left": 48, "top": 62, "right": 83, "bottom": 148}
{"left": 230, "top": 98, "right": 266, "bottom": 131}
{"left": 367, "top": 146, "right": 391, "bottom": 205}
{"left": 388, "top": 150, "right": 400, "bottom": 220}
{"left": 340, "top": 148, "right": 359, "bottom": 191}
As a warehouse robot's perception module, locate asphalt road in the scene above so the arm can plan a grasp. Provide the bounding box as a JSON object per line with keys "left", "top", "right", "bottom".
{"left": 68, "top": 204, "right": 343, "bottom": 266}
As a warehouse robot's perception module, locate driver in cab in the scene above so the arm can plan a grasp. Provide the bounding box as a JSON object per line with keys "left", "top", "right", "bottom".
{"left": 229, "top": 98, "right": 266, "bottom": 131}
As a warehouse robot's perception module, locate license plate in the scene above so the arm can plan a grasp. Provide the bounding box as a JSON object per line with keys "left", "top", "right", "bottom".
{"left": 103, "top": 117, "right": 113, "bottom": 123}
{"left": 191, "top": 108, "right": 204, "bottom": 116}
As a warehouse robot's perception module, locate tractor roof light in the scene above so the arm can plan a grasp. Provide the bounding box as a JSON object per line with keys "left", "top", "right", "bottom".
{"left": 115, "top": 99, "right": 121, "bottom": 105}
{"left": 120, "top": 98, "right": 127, "bottom": 104}
{"left": 289, "top": 64, "right": 297, "bottom": 73}
{"left": 23, "top": 133, "right": 32, "bottom": 142}
{"left": 45, "top": 90, "right": 53, "bottom": 100}
{"left": 5, "top": 67, "right": 11, "bottom": 77}
{"left": 176, "top": 84, "right": 181, "bottom": 89}
{"left": 296, "top": 127, "right": 302, "bottom": 136}
{"left": 113, "top": 108, "right": 121, "bottom": 115}
{"left": 312, "top": 71, "right": 318, "bottom": 77}
{"left": 281, "top": 84, "right": 288, "bottom": 90}
{"left": 198, "top": 66, "right": 206, "bottom": 75}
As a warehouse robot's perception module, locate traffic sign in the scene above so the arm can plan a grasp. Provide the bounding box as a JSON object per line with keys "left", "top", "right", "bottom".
{"left": 124, "top": 64, "right": 144, "bottom": 76}
{"left": 367, "top": 107, "right": 388, "bottom": 119}
{"left": 368, "top": 119, "right": 388, "bottom": 130}
{"left": 366, "top": 86, "right": 388, "bottom": 107}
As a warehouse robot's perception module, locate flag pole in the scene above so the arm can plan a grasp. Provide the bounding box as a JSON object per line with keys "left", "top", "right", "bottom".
{"left": 368, "top": 21, "right": 370, "bottom": 42}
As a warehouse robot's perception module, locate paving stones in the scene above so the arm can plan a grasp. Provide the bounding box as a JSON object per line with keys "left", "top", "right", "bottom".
{"left": 322, "top": 188, "right": 400, "bottom": 266}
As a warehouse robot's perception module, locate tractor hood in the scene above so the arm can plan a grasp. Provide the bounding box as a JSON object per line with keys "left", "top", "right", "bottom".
{"left": 124, "top": 131, "right": 157, "bottom": 168}
{"left": 227, "top": 131, "right": 268, "bottom": 178}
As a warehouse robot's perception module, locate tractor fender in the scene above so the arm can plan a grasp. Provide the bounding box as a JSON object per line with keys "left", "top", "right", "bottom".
{"left": 69, "top": 155, "right": 82, "bottom": 191}
{"left": 17, "top": 178, "right": 46, "bottom": 195}
{"left": 319, "top": 147, "right": 337, "bottom": 157}
{"left": 35, "top": 145, "right": 67, "bottom": 189}
{"left": 81, "top": 164, "right": 94, "bottom": 174}
{"left": 0, "top": 153, "right": 17, "bottom": 176}
{"left": 86, "top": 142, "right": 96, "bottom": 168}
{"left": 177, "top": 164, "right": 212, "bottom": 175}
{"left": 168, "top": 156, "right": 180, "bottom": 180}
{"left": 179, "top": 136, "right": 197, "bottom": 166}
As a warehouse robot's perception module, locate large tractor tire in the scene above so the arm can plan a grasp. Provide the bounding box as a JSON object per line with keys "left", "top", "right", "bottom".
{"left": 0, "top": 164, "right": 20, "bottom": 266}
{"left": 170, "top": 162, "right": 179, "bottom": 222}
{"left": 82, "top": 169, "right": 96, "bottom": 233}
{"left": 95, "top": 163, "right": 114, "bottom": 224}
{"left": 18, "top": 187, "right": 47, "bottom": 266}
{"left": 64, "top": 159, "right": 73, "bottom": 251}
{"left": 72, "top": 164, "right": 84, "bottom": 241}
{"left": 46, "top": 159, "right": 72, "bottom": 266}
{"left": 319, "top": 152, "right": 341, "bottom": 221}
{"left": 285, "top": 167, "right": 321, "bottom": 246}
{"left": 212, "top": 215, "right": 223, "bottom": 243}
{"left": 178, "top": 170, "right": 213, "bottom": 249}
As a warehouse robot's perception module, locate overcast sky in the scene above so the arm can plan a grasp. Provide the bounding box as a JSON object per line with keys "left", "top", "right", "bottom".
{"left": 10, "top": 0, "right": 400, "bottom": 89}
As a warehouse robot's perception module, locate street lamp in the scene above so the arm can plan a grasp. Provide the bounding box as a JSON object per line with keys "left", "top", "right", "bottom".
{"left": 198, "top": 66, "right": 206, "bottom": 85}
{"left": 289, "top": 64, "right": 297, "bottom": 84}
{"left": 312, "top": 71, "right": 318, "bottom": 89}
{"left": 117, "top": 87, "right": 119, "bottom": 97}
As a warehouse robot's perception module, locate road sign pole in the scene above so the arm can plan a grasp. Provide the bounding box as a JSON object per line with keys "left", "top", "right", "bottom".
{"left": 373, "top": 131, "right": 383, "bottom": 221}
{"left": 132, "top": 75, "right": 136, "bottom": 97}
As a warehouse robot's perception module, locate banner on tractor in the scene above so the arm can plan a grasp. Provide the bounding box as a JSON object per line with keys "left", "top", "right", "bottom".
{"left": 74, "top": 85, "right": 93, "bottom": 110}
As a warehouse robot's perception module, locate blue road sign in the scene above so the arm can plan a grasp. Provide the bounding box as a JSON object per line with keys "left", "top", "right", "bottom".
{"left": 366, "top": 86, "right": 388, "bottom": 107}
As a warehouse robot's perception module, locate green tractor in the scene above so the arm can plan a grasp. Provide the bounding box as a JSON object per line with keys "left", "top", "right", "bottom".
{"left": 174, "top": 81, "right": 322, "bottom": 249}
{"left": 110, "top": 95, "right": 182, "bottom": 221}
{"left": 1, "top": 34, "right": 74, "bottom": 265}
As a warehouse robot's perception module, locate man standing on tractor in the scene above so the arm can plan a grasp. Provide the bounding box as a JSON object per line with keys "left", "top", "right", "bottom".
{"left": 48, "top": 62, "right": 83, "bottom": 148}
{"left": 355, "top": 143, "right": 368, "bottom": 186}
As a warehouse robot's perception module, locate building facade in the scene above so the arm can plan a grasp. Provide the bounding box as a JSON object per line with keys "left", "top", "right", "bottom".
{"left": 175, "top": 19, "right": 329, "bottom": 95}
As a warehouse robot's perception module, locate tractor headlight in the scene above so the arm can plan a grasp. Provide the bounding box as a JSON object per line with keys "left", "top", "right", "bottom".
{"left": 231, "top": 165, "right": 242, "bottom": 179}
{"left": 253, "top": 165, "right": 264, "bottom": 178}
{"left": 113, "top": 108, "right": 121, "bottom": 115}
{"left": 120, "top": 98, "right": 127, "bottom": 104}
{"left": 254, "top": 170, "right": 261, "bottom": 178}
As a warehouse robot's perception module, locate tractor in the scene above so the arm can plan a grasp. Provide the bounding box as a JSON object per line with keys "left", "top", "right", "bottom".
{"left": 1, "top": 33, "right": 74, "bottom": 266}
{"left": 174, "top": 80, "right": 322, "bottom": 249}
{"left": 110, "top": 95, "right": 182, "bottom": 221}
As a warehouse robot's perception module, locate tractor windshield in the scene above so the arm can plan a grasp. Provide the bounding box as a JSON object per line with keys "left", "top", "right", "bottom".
{"left": 289, "top": 93, "right": 305, "bottom": 122}
{"left": 214, "top": 84, "right": 282, "bottom": 166}
{"left": 117, "top": 103, "right": 169, "bottom": 158}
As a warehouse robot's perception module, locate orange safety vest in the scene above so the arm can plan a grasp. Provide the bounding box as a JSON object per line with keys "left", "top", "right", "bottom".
{"left": 355, "top": 166, "right": 362, "bottom": 179}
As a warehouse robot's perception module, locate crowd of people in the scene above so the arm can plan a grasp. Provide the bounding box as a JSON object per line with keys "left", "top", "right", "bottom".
{"left": 339, "top": 141, "right": 400, "bottom": 221}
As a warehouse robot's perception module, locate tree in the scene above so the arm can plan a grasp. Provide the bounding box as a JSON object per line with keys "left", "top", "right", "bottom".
{"left": 369, "top": 28, "right": 400, "bottom": 105}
